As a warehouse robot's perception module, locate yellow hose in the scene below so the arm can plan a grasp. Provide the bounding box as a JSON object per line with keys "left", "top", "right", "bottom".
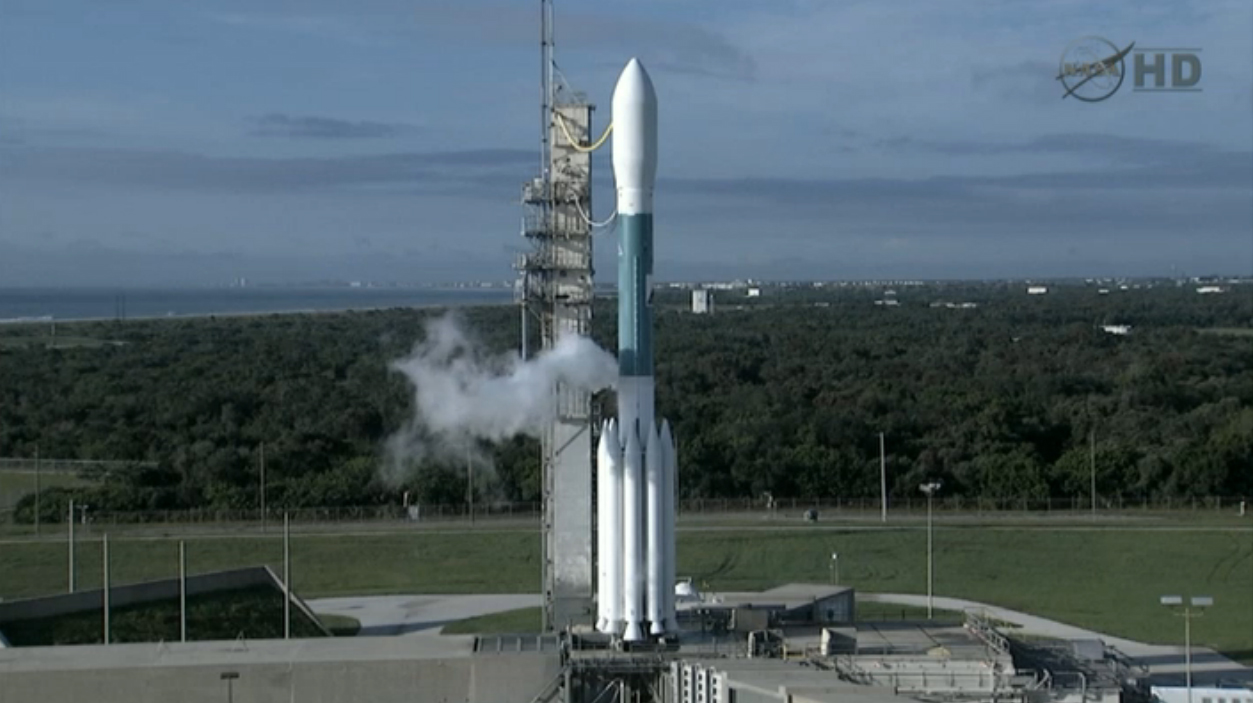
{"left": 555, "top": 111, "right": 613, "bottom": 152}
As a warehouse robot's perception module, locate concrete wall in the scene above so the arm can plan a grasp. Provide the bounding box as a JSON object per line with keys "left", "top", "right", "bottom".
{"left": 0, "top": 653, "right": 561, "bottom": 703}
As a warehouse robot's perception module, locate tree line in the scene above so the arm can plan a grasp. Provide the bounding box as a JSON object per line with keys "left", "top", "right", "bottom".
{"left": 2, "top": 283, "right": 1250, "bottom": 521}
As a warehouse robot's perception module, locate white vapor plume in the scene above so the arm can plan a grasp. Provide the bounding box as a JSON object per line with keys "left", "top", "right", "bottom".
{"left": 383, "top": 313, "right": 618, "bottom": 484}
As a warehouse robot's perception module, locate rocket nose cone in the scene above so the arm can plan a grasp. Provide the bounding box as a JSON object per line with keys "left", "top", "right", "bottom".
{"left": 613, "top": 57, "right": 657, "bottom": 109}
{"left": 612, "top": 57, "right": 658, "bottom": 193}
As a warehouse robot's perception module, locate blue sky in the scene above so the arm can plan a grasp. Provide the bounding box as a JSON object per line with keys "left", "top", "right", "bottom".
{"left": 1, "top": 0, "right": 1250, "bottom": 285}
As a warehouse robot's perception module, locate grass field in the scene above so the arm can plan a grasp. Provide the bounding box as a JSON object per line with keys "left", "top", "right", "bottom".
{"left": 1, "top": 525, "right": 1249, "bottom": 662}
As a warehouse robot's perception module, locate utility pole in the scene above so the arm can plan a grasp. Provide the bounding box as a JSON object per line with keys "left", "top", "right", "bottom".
{"left": 919, "top": 481, "right": 941, "bottom": 619}
{"left": 1089, "top": 428, "right": 1097, "bottom": 518}
{"left": 467, "top": 447, "right": 475, "bottom": 525}
{"left": 68, "top": 499, "right": 76, "bottom": 592}
{"left": 879, "top": 432, "right": 887, "bottom": 523}
{"left": 102, "top": 534, "right": 111, "bottom": 645}
{"left": 1161, "top": 596, "right": 1213, "bottom": 703}
{"left": 260, "top": 442, "right": 267, "bottom": 533}
{"left": 283, "top": 512, "right": 291, "bottom": 639}
{"left": 179, "top": 540, "right": 187, "bottom": 642}
{"left": 927, "top": 494, "right": 933, "bottom": 618}
{"left": 34, "top": 445, "right": 41, "bottom": 535}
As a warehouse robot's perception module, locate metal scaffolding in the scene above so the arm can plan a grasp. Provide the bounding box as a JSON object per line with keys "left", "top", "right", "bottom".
{"left": 517, "top": 0, "right": 599, "bottom": 632}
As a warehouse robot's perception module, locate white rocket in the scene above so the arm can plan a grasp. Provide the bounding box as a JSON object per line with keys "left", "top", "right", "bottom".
{"left": 595, "top": 57, "right": 678, "bottom": 641}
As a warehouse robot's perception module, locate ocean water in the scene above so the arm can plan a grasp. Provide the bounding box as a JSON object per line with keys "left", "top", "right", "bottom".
{"left": 0, "top": 287, "right": 515, "bottom": 323}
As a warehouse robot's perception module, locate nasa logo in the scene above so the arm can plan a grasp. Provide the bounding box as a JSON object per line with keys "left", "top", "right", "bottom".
{"left": 1058, "top": 37, "right": 1203, "bottom": 102}
{"left": 1057, "top": 37, "right": 1133, "bottom": 102}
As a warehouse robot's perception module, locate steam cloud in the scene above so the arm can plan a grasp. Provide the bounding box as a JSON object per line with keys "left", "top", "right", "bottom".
{"left": 383, "top": 313, "right": 618, "bottom": 485}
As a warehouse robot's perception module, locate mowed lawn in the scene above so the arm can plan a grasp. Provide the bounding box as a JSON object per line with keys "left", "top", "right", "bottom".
{"left": 1, "top": 525, "right": 1249, "bottom": 661}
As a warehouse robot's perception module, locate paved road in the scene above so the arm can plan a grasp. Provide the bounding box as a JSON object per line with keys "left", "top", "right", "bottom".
{"left": 862, "top": 593, "right": 1252, "bottom": 686}
{"left": 307, "top": 594, "right": 540, "bottom": 637}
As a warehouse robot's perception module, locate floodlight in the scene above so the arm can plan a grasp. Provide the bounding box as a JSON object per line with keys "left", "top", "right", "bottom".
{"left": 1190, "top": 596, "right": 1213, "bottom": 608}
{"left": 1160, "top": 595, "right": 1183, "bottom": 606}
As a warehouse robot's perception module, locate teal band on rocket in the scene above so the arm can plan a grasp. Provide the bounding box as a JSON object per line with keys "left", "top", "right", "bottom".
{"left": 617, "top": 213, "right": 654, "bottom": 377}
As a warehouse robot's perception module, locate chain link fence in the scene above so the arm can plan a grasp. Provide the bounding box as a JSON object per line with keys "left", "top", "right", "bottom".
{"left": 3, "top": 494, "right": 1247, "bottom": 529}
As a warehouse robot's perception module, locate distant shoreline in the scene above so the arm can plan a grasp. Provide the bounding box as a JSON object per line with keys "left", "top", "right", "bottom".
{"left": 0, "top": 300, "right": 516, "bottom": 326}
{"left": 0, "top": 287, "right": 516, "bottom": 326}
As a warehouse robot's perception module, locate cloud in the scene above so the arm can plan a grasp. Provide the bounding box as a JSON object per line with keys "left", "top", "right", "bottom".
{"left": 248, "top": 113, "right": 421, "bottom": 139}
{"left": 873, "top": 133, "right": 1245, "bottom": 168}
{"left": 208, "top": 4, "right": 756, "bottom": 81}
{"left": 206, "top": 12, "right": 382, "bottom": 47}
{"left": 0, "top": 145, "right": 533, "bottom": 194}
{"left": 970, "top": 60, "right": 1059, "bottom": 103}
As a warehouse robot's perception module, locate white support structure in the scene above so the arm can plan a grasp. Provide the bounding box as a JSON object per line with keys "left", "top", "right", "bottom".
{"left": 516, "top": 0, "right": 599, "bottom": 630}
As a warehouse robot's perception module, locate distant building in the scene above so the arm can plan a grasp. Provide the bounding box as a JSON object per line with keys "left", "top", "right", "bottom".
{"left": 873, "top": 299, "right": 900, "bottom": 307}
{"left": 1027, "top": 286, "right": 1048, "bottom": 295}
{"left": 1097, "top": 289, "right": 1110, "bottom": 295}
{"left": 691, "top": 289, "right": 713, "bottom": 314}
{"left": 1100, "top": 324, "right": 1131, "bottom": 336}
{"left": 746, "top": 288, "right": 761, "bottom": 298}
{"left": 1197, "top": 286, "right": 1225, "bottom": 294}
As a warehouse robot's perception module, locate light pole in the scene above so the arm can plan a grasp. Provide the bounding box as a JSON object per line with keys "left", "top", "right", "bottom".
{"left": 920, "top": 481, "right": 941, "bottom": 619}
{"left": 830, "top": 552, "right": 839, "bottom": 585}
{"left": 1089, "top": 428, "right": 1096, "bottom": 518}
{"left": 1160, "top": 595, "right": 1212, "bottom": 703}
{"left": 879, "top": 432, "right": 887, "bottom": 523}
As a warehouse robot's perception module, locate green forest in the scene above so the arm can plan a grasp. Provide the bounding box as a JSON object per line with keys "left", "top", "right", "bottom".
{"left": 2, "top": 282, "right": 1250, "bottom": 520}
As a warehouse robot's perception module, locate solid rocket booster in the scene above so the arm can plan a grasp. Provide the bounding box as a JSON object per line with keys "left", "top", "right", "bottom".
{"left": 645, "top": 421, "right": 664, "bottom": 634}
{"left": 595, "top": 420, "right": 613, "bottom": 633}
{"left": 594, "top": 57, "right": 675, "bottom": 642}
{"left": 660, "top": 418, "right": 678, "bottom": 632}
{"left": 621, "top": 423, "right": 645, "bottom": 642}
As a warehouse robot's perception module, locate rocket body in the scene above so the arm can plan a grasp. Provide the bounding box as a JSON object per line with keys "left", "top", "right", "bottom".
{"left": 613, "top": 56, "right": 658, "bottom": 448}
{"left": 594, "top": 57, "right": 676, "bottom": 642}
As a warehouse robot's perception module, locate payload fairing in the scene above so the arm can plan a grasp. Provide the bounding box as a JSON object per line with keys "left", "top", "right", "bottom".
{"left": 595, "top": 58, "right": 677, "bottom": 641}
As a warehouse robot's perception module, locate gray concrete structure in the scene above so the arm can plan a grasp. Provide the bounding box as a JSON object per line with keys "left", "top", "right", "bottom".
{"left": 862, "top": 593, "right": 1253, "bottom": 687}
{"left": 0, "top": 636, "right": 561, "bottom": 703}
{"left": 681, "top": 584, "right": 856, "bottom": 627}
{"left": 308, "top": 594, "right": 541, "bottom": 636}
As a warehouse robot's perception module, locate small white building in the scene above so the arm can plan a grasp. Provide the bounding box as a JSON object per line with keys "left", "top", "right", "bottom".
{"left": 691, "top": 289, "right": 714, "bottom": 314}
{"left": 1101, "top": 324, "right": 1131, "bottom": 336}
{"left": 1027, "top": 286, "right": 1048, "bottom": 295}
{"left": 1197, "top": 286, "right": 1226, "bottom": 294}
{"left": 746, "top": 288, "right": 761, "bottom": 298}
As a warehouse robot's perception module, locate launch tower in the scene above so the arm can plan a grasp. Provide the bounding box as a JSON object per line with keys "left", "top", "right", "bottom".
{"left": 516, "top": 0, "right": 599, "bottom": 631}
